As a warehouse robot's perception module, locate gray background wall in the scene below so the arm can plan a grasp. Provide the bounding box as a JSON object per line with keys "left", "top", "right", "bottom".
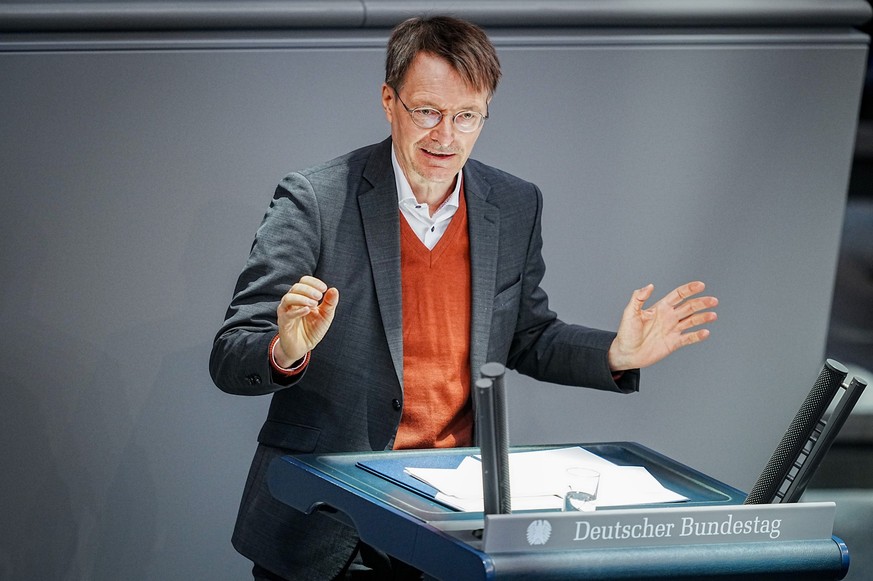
{"left": 0, "top": 2, "right": 870, "bottom": 580}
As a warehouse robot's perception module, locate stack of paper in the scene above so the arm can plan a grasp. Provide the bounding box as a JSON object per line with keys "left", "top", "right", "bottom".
{"left": 404, "top": 446, "right": 687, "bottom": 512}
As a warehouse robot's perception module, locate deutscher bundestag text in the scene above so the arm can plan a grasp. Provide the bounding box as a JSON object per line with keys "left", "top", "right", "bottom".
{"left": 574, "top": 514, "right": 783, "bottom": 542}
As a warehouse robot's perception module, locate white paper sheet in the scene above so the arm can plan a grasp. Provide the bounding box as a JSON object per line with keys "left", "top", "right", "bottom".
{"left": 404, "top": 446, "right": 688, "bottom": 512}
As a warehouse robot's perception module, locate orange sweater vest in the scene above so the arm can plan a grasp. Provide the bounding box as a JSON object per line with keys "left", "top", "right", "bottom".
{"left": 393, "top": 191, "right": 473, "bottom": 449}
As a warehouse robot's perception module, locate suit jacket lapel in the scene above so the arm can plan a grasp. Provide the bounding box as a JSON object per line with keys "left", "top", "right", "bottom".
{"left": 359, "top": 140, "right": 404, "bottom": 387}
{"left": 358, "top": 140, "right": 500, "bottom": 391}
{"left": 464, "top": 166, "right": 500, "bottom": 384}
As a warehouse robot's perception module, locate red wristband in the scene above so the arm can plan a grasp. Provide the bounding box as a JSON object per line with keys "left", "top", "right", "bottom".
{"left": 269, "top": 334, "right": 310, "bottom": 376}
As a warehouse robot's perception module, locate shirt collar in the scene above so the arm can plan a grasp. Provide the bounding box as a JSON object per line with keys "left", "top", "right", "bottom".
{"left": 391, "top": 144, "right": 462, "bottom": 213}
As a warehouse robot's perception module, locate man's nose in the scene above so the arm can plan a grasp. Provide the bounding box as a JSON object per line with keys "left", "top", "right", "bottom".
{"left": 429, "top": 115, "right": 455, "bottom": 145}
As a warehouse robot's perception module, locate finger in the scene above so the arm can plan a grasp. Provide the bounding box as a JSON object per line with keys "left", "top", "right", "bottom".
{"left": 285, "top": 276, "right": 329, "bottom": 303}
{"left": 627, "top": 283, "right": 654, "bottom": 313}
{"left": 286, "top": 277, "right": 327, "bottom": 306}
{"left": 319, "top": 287, "right": 340, "bottom": 314}
{"left": 288, "top": 282, "right": 325, "bottom": 303}
{"left": 677, "top": 310, "right": 718, "bottom": 333}
{"left": 281, "top": 290, "right": 318, "bottom": 310}
{"left": 678, "top": 327, "right": 711, "bottom": 347}
{"left": 667, "top": 280, "right": 706, "bottom": 307}
{"left": 298, "top": 275, "right": 328, "bottom": 292}
{"left": 674, "top": 296, "right": 718, "bottom": 319}
{"left": 278, "top": 304, "right": 312, "bottom": 320}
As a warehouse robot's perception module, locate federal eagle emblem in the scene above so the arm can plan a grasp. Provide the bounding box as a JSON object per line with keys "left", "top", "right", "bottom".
{"left": 526, "top": 519, "right": 552, "bottom": 546}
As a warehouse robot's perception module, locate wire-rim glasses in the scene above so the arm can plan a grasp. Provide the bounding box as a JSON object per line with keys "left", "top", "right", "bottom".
{"left": 391, "top": 86, "right": 487, "bottom": 133}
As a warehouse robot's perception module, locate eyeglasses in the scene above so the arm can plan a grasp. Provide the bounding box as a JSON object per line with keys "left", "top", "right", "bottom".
{"left": 391, "top": 87, "right": 487, "bottom": 133}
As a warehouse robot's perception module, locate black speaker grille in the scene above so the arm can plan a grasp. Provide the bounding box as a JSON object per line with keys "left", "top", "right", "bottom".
{"left": 744, "top": 360, "right": 846, "bottom": 504}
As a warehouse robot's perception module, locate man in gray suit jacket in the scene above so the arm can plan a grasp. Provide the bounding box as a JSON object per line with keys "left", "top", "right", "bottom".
{"left": 210, "top": 15, "right": 718, "bottom": 581}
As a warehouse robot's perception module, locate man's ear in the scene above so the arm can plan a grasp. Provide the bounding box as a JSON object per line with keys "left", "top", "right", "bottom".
{"left": 381, "top": 83, "right": 394, "bottom": 122}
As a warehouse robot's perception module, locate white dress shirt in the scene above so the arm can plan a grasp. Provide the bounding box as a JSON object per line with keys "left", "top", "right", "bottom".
{"left": 392, "top": 146, "right": 461, "bottom": 250}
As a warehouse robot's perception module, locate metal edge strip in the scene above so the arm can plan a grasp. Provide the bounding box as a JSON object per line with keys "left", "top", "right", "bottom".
{"left": 0, "top": 0, "right": 870, "bottom": 33}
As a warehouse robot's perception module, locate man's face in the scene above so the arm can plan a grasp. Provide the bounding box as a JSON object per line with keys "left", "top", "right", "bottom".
{"left": 382, "top": 52, "right": 489, "bottom": 197}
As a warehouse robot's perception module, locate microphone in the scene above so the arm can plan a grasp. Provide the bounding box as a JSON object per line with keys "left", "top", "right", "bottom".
{"left": 744, "top": 359, "right": 848, "bottom": 505}
{"left": 476, "top": 362, "right": 511, "bottom": 514}
{"left": 778, "top": 375, "right": 867, "bottom": 503}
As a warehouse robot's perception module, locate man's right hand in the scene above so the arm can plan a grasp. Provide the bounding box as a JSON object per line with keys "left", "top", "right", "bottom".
{"left": 274, "top": 276, "right": 339, "bottom": 367}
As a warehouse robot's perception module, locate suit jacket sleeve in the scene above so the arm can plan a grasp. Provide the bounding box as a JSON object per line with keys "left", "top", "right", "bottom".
{"left": 504, "top": 183, "right": 639, "bottom": 394}
{"left": 209, "top": 172, "right": 321, "bottom": 396}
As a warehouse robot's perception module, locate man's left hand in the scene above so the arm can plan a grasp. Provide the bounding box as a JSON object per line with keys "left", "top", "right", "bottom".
{"left": 608, "top": 281, "right": 718, "bottom": 372}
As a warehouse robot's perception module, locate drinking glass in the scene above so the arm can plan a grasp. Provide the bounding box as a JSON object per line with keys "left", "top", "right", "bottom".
{"left": 563, "top": 467, "right": 600, "bottom": 512}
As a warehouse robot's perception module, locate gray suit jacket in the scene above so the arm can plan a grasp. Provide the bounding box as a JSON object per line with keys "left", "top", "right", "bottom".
{"left": 209, "top": 137, "right": 639, "bottom": 579}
